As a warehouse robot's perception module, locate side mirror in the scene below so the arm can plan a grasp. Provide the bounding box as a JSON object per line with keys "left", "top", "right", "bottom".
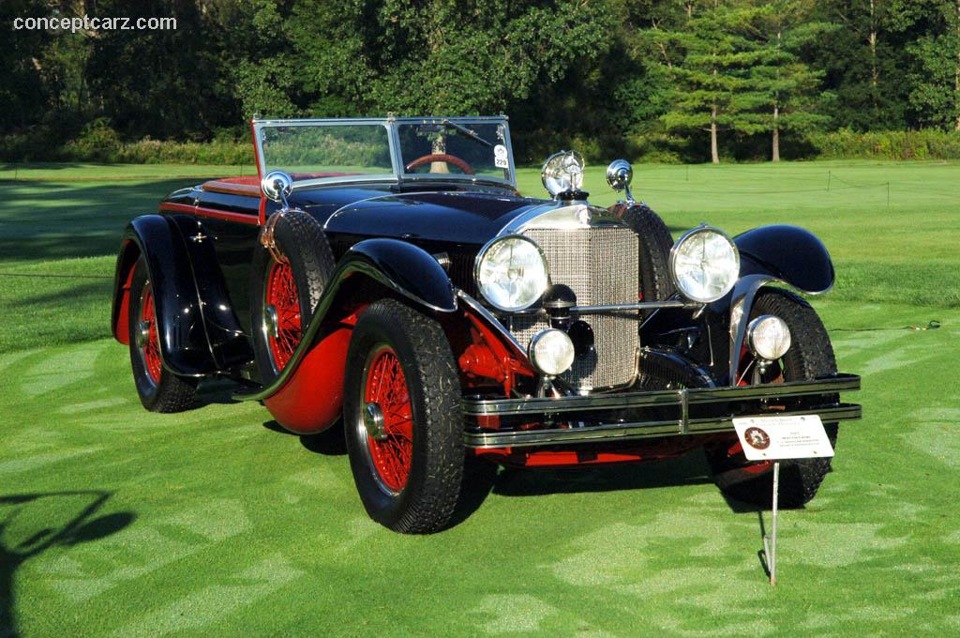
{"left": 261, "top": 170, "right": 293, "bottom": 206}
{"left": 605, "top": 160, "right": 635, "bottom": 204}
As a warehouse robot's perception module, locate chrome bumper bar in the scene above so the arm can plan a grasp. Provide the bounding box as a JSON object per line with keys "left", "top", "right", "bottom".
{"left": 463, "top": 374, "right": 861, "bottom": 449}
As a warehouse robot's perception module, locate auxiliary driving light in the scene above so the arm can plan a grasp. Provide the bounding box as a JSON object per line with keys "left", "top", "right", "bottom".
{"left": 746, "top": 315, "right": 792, "bottom": 361}
{"left": 528, "top": 329, "right": 576, "bottom": 377}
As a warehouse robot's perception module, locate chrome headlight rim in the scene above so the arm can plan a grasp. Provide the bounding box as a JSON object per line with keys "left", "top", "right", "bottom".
{"left": 669, "top": 226, "right": 740, "bottom": 304}
{"left": 528, "top": 329, "right": 576, "bottom": 377}
{"left": 474, "top": 234, "right": 550, "bottom": 312}
{"left": 746, "top": 314, "right": 792, "bottom": 361}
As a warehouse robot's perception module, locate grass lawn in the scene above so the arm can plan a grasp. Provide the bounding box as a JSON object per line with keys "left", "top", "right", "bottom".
{"left": 1, "top": 161, "right": 959, "bottom": 636}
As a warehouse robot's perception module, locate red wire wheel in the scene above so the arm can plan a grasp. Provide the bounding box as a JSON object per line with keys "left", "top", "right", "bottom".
{"left": 127, "top": 258, "right": 197, "bottom": 412}
{"left": 344, "top": 299, "right": 464, "bottom": 534}
{"left": 250, "top": 210, "right": 335, "bottom": 387}
{"left": 361, "top": 346, "right": 414, "bottom": 493}
{"left": 263, "top": 259, "right": 302, "bottom": 371}
{"left": 137, "top": 281, "right": 163, "bottom": 385}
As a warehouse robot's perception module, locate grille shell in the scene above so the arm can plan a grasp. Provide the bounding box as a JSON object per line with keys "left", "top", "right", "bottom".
{"left": 509, "top": 225, "right": 641, "bottom": 390}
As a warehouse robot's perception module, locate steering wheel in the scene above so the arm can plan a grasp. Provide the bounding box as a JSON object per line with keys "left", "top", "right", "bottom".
{"left": 404, "top": 153, "right": 475, "bottom": 175}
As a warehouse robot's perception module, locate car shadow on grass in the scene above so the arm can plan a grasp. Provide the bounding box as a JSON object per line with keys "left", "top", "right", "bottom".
{"left": 491, "top": 449, "right": 714, "bottom": 497}
{"left": 0, "top": 491, "right": 135, "bottom": 638}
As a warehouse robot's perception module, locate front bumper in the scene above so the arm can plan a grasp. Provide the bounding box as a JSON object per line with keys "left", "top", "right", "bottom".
{"left": 463, "top": 374, "right": 861, "bottom": 449}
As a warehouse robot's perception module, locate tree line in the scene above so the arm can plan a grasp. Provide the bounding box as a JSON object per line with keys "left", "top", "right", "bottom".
{"left": 4, "top": 0, "right": 960, "bottom": 163}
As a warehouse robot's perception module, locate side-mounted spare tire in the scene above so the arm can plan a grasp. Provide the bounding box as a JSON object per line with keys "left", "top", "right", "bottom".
{"left": 610, "top": 203, "right": 676, "bottom": 314}
{"left": 250, "top": 210, "right": 336, "bottom": 386}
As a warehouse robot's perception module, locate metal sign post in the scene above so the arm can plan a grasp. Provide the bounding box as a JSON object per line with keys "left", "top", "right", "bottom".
{"left": 762, "top": 461, "right": 780, "bottom": 586}
{"left": 732, "top": 415, "right": 835, "bottom": 586}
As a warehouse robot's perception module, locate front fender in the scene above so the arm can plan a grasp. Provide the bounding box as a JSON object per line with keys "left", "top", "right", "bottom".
{"left": 112, "top": 216, "right": 217, "bottom": 376}
{"left": 720, "top": 226, "right": 834, "bottom": 384}
{"left": 735, "top": 225, "right": 834, "bottom": 294}
{"left": 336, "top": 238, "right": 458, "bottom": 313}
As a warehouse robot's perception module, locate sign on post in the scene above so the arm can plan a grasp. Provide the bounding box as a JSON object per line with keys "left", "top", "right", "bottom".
{"left": 732, "top": 414, "right": 835, "bottom": 585}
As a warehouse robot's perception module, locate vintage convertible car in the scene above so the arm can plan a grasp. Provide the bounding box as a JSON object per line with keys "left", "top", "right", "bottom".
{"left": 112, "top": 116, "right": 861, "bottom": 533}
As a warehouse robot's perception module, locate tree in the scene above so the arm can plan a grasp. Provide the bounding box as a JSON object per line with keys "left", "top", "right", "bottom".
{"left": 809, "top": 0, "right": 913, "bottom": 130}
{"left": 749, "top": 0, "right": 834, "bottom": 161}
{"left": 899, "top": 0, "right": 960, "bottom": 130}
{"left": 0, "top": 0, "right": 56, "bottom": 132}
{"left": 288, "top": 0, "right": 613, "bottom": 117}
{"left": 656, "top": 1, "right": 773, "bottom": 163}
{"left": 86, "top": 0, "right": 236, "bottom": 140}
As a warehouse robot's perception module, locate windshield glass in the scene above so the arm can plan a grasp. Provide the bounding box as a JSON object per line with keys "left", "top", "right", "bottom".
{"left": 258, "top": 123, "right": 393, "bottom": 179}
{"left": 253, "top": 117, "right": 515, "bottom": 187}
{"left": 396, "top": 120, "right": 511, "bottom": 181}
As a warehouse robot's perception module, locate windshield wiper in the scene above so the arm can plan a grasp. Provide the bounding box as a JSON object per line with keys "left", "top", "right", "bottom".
{"left": 442, "top": 119, "right": 493, "bottom": 148}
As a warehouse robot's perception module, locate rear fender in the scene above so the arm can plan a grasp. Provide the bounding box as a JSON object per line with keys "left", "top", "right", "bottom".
{"left": 112, "top": 216, "right": 217, "bottom": 376}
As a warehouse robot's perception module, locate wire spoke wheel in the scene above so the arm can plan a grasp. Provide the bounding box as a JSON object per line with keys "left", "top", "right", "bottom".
{"left": 138, "top": 282, "right": 163, "bottom": 385}
{"left": 127, "top": 258, "right": 197, "bottom": 412}
{"left": 264, "top": 259, "right": 302, "bottom": 371}
{"left": 344, "top": 299, "right": 463, "bottom": 534}
{"left": 362, "top": 346, "right": 414, "bottom": 493}
{"left": 250, "top": 210, "right": 335, "bottom": 387}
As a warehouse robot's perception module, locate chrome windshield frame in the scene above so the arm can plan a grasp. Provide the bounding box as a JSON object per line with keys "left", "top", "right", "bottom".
{"left": 251, "top": 116, "right": 517, "bottom": 190}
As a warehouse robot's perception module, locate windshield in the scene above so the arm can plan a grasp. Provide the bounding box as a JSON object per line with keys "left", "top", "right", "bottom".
{"left": 253, "top": 117, "right": 515, "bottom": 187}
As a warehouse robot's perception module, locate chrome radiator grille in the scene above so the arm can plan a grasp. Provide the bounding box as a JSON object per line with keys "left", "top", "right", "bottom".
{"left": 509, "top": 226, "right": 641, "bottom": 390}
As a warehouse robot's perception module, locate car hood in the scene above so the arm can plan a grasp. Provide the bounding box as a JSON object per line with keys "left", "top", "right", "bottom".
{"left": 322, "top": 191, "right": 550, "bottom": 246}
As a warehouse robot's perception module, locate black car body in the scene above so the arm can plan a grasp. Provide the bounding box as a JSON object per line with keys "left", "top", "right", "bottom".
{"left": 112, "top": 116, "right": 860, "bottom": 533}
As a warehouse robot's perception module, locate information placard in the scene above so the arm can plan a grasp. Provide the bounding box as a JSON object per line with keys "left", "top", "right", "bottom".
{"left": 732, "top": 415, "right": 835, "bottom": 462}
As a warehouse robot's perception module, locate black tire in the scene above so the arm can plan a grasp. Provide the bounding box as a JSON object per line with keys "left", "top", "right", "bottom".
{"left": 128, "top": 258, "right": 198, "bottom": 412}
{"left": 613, "top": 203, "right": 676, "bottom": 314}
{"left": 343, "top": 299, "right": 464, "bottom": 534}
{"left": 250, "top": 210, "right": 335, "bottom": 386}
{"left": 706, "top": 288, "right": 839, "bottom": 507}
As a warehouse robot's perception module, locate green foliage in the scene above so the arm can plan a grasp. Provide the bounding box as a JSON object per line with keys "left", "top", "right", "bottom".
{"left": 809, "top": 128, "right": 960, "bottom": 159}
{"left": 7, "top": 0, "right": 960, "bottom": 162}
{"left": 290, "top": 0, "right": 614, "bottom": 116}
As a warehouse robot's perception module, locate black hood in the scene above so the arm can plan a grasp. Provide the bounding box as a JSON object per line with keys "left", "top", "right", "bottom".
{"left": 323, "top": 191, "right": 548, "bottom": 246}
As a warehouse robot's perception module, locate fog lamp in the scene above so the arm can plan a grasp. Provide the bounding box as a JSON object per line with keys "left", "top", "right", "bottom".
{"left": 528, "top": 329, "right": 575, "bottom": 377}
{"left": 746, "top": 315, "right": 792, "bottom": 361}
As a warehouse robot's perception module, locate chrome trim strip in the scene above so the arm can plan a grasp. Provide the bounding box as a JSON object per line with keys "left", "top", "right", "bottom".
{"left": 679, "top": 388, "right": 689, "bottom": 434}
{"left": 462, "top": 374, "right": 861, "bottom": 416}
{"left": 464, "top": 404, "right": 862, "bottom": 449}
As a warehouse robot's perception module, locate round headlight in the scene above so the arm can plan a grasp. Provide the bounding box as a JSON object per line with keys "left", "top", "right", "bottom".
{"left": 670, "top": 227, "right": 740, "bottom": 303}
{"left": 528, "top": 329, "right": 575, "bottom": 377}
{"left": 475, "top": 236, "right": 549, "bottom": 311}
{"left": 747, "top": 315, "right": 792, "bottom": 361}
